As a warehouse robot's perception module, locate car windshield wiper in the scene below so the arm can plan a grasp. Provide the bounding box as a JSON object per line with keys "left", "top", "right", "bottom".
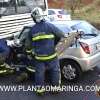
{"left": 83, "top": 34, "right": 97, "bottom": 37}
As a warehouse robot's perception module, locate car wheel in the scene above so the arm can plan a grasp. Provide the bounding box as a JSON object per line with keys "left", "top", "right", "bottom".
{"left": 60, "top": 59, "right": 82, "bottom": 82}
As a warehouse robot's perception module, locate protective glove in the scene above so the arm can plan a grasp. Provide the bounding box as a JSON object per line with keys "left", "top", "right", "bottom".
{"left": 6, "top": 40, "right": 15, "bottom": 47}
{"left": 14, "top": 39, "right": 21, "bottom": 47}
{"left": 7, "top": 39, "right": 22, "bottom": 47}
{"left": 65, "top": 30, "right": 82, "bottom": 39}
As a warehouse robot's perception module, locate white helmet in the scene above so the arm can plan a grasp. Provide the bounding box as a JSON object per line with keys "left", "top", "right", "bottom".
{"left": 31, "top": 7, "right": 45, "bottom": 23}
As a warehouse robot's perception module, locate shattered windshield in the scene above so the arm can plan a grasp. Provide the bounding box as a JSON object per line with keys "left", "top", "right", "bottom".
{"left": 0, "top": 0, "right": 46, "bottom": 16}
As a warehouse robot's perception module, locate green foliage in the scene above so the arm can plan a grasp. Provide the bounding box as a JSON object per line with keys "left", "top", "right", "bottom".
{"left": 72, "top": 0, "right": 100, "bottom": 23}
{"left": 64, "top": 0, "right": 83, "bottom": 15}
{"left": 94, "top": 0, "right": 100, "bottom": 7}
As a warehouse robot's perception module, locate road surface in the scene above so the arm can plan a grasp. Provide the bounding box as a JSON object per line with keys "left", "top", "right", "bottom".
{"left": 0, "top": 65, "right": 100, "bottom": 100}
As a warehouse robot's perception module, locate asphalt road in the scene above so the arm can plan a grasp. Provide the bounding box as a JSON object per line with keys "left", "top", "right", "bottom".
{"left": 0, "top": 65, "right": 100, "bottom": 100}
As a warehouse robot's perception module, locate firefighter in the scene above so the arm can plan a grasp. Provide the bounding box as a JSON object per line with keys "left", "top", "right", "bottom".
{"left": 13, "top": 26, "right": 35, "bottom": 83}
{"left": 30, "top": 7, "right": 68, "bottom": 95}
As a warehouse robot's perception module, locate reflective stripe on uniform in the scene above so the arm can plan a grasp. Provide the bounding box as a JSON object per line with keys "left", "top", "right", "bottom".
{"left": 32, "top": 34, "right": 54, "bottom": 41}
{"left": 0, "top": 63, "right": 5, "bottom": 67}
{"left": 36, "top": 88, "right": 45, "bottom": 93}
{"left": 35, "top": 53, "right": 57, "bottom": 60}
{"left": 26, "top": 67, "right": 35, "bottom": 72}
{"left": 0, "top": 70, "right": 7, "bottom": 74}
{"left": 26, "top": 49, "right": 32, "bottom": 53}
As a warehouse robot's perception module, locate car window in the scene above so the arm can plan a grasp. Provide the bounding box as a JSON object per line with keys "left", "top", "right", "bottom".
{"left": 58, "top": 10, "right": 69, "bottom": 15}
{"left": 48, "top": 10, "right": 55, "bottom": 15}
{"left": 0, "top": 0, "right": 31, "bottom": 16}
{"left": 71, "top": 22, "right": 99, "bottom": 35}
{"left": 58, "top": 10, "right": 66, "bottom": 15}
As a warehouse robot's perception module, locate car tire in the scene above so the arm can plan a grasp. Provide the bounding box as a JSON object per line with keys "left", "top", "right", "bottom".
{"left": 60, "top": 59, "right": 82, "bottom": 82}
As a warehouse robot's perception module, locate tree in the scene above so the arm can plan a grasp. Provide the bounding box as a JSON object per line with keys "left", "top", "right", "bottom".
{"left": 65, "top": 0, "right": 82, "bottom": 15}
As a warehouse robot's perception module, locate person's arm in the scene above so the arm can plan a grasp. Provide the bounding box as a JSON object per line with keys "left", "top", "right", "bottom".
{"left": 56, "top": 30, "right": 81, "bottom": 56}
{"left": 24, "top": 30, "right": 32, "bottom": 52}
{"left": 18, "top": 28, "right": 29, "bottom": 44}
{"left": 48, "top": 22, "right": 81, "bottom": 55}
{"left": 18, "top": 27, "right": 32, "bottom": 48}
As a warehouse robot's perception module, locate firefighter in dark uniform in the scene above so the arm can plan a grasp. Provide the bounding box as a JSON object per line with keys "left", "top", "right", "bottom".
{"left": 14, "top": 26, "right": 35, "bottom": 82}
{"left": 30, "top": 7, "right": 68, "bottom": 95}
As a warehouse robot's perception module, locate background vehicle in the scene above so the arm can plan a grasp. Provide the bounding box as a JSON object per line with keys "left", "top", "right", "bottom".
{"left": 47, "top": 9, "right": 71, "bottom": 21}
{"left": 0, "top": 0, "right": 48, "bottom": 16}
{"left": 51, "top": 20, "right": 100, "bottom": 82}
{"left": 0, "top": 0, "right": 48, "bottom": 39}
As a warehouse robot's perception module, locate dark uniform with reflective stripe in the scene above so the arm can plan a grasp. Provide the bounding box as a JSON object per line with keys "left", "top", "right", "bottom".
{"left": 31, "top": 21, "right": 65, "bottom": 86}
{"left": 17, "top": 26, "right": 35, "bottom": 72}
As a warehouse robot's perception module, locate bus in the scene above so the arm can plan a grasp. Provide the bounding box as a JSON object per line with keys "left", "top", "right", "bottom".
{"left": 0, "top": 0, "right": 48, "bottom": 38}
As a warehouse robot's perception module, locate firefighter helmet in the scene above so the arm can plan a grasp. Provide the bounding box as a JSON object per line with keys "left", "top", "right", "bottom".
{"left": 31, "top": 7, "right": 45, "bottom": 23}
